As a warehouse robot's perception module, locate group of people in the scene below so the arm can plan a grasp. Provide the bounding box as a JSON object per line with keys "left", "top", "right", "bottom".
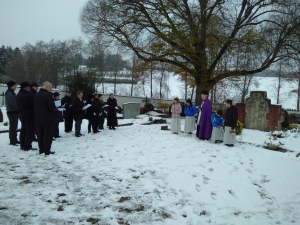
{"left": 5, "top": 79, "right": 237, "bottom": 155}
{"left": 5, "top": 80, "right": 119, "bottom": 155}
{"left": 170, "top": 91, "right": 238, "bottom": 147}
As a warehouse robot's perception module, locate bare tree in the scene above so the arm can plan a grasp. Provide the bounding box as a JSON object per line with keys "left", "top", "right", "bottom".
{"left": 286, "top": 59, "right": 300, "bottom": 109}
{"left": 80, "top": 0, "right": 300, "bottom": 103}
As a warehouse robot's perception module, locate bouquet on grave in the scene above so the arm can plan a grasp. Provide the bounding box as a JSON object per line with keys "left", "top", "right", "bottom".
{"left": 235, "top": 120, "right": 243, "bottom": 135}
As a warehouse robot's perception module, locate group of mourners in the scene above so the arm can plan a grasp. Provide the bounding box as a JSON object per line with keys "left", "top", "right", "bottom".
{"left": 4, "top": 80, "right": 118, "bottom": 155}
{"left": 5, "top": 79, "right": 237, "bottom": 156}
{"left": 170, "top": 91, "right": 238, "bottom": 147}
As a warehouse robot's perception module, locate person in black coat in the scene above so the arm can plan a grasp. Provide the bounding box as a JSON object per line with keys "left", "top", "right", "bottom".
{"left": 61, "top": 90, "right": 73, "bottom": 133}
{"left": 98, "top": 94, "right": 106, "bottom": 130}
{"left": 93, "top": 92, "right": 101, "bottom": 131}
{"left": 72, "top": 91, "right": 85, "bottom": 137}
{"left": 16, "top": 81, "right": 36, "bottom": 151}
{"left": 5, "top": 80, "right": 19, "bottom": 146}
{"left": 85, "top": 94, "right": 98, "bottom": 134}
{"left": 223, "top": 99, "right": 238, "bottom": 147}
{"left": 53, "top": 92, "right": 64, "bottom": 138}
{"left": 106, "top": 93, "right": 118, "bottom": 130}
{"left": 30, "top": 82, "right": 39, "bottom": 141}
{"left": 34, "top": 81, "right": 57, "bottom": 155}
{"left": 30, "top": 82, "right": 38, "bottom": 95}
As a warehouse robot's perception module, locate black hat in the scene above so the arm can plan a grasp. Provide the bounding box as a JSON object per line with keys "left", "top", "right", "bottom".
{"left": 66, "top": 90, "right": 72, "bottom": 93}
{"left": 53, "top": 92, "right": 60, "bottom": 97}
{"left": 98, "top": 94, "right": 103, "bottom": 97}
{"left": 201, "top": 90, "right": 209, "bottom": 95}
{"left": 30, "top": 82, "right": 38, "bottom": 87}
{"left": 7, "top": 80, "right": 16, "bottom": 88}
{"left": 109, "top": 93, "right": 114, "bottom": 96}
{"left": 20, "top": 81, "right": 30, "bottom": 89}
{"left": 186, "top": 99, "right": 192, "bottom": 104}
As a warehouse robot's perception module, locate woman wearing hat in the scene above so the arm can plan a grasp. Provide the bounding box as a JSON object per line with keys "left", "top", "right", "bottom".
{"left": 170, "top": 97, "right": 182, "bottom": 134}
{"left": 184, "top": 99, "right": 197, "bottom": 134}
{"left": 106, "top": 93, "right": 118, "bottom": 130}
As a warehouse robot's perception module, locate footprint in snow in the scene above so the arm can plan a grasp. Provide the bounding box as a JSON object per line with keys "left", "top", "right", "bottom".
{"left": 195, "top": 184, "right": 201, "bottom": 192}
{"left": 202, "top": 175, "right": 209, "bottom": 184}
{"left": 210, "top": 191, "right": 217, "bottom": 199}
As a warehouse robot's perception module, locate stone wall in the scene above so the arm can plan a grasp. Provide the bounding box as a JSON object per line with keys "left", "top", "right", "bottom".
{"left": 266, "top": 105, "right": 285, "bottom": 131}
{"left": 236, "top": 103, "right": 246, "bottom": 124}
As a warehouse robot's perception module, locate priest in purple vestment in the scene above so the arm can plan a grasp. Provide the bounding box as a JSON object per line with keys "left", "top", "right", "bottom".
{"left": 197, "top": 90, "right": 213, "bottom": 140}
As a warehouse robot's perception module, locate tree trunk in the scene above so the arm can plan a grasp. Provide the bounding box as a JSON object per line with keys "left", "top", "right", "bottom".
{"left": 297, "top": 68, "right": 300, "bottom": 110}
{"left": 277, "top": 63, "right": 282, "bottom": 104}
{"left": 150, "top": 63, "right": 153, "bottom": 98}
{"left": 194, "top": 71, "right": 214, "bottom": 105}
{"left": 191, "top": 86, "right": 195, "bottom": 102}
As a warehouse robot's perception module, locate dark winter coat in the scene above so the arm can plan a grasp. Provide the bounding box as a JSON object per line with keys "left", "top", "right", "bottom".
{"left": 30, "top": 87, "right": 37, "bottom": 95}
{"left": 99, "top": 100, "right": 106, "bottom": 118}
{"left": 93, "top": 98, "right": 102, "bottom": 115}
{"left": 224, "top": 105, "right": 238, "bottom": 129}
{"left": 72, "top": 96, "right": 85, "bottom": 121}
{"left": 34, "top": 88, "right": 57, "bottom": 126}
{"left": 106, "top": 97, "right": 118, "bottom": 126}
{"left": 5, "top": 88, "right": 18, "bottom": 114}
{"left": 85, "top": 99, "right": 97, "bottom": 120}
{"left": 16, "top": 88, "right": 34, "bottom": 120}
{"left": 61, "top": 95, "right": 73, "bottom": 119}
{"left": 54, "top": 99, "right": 64, "bottom": 123}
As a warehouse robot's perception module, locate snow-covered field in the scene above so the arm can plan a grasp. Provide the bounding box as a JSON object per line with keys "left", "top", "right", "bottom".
{"left": 0, "top": 107, "right": 300, "bottom": 225}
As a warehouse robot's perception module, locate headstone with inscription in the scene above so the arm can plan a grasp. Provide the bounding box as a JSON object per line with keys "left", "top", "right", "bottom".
{"left": 123, "top": 102, "right": 140, "bottom": 119}
{"left": 245, "top": 91, "right": 271, "bottom": 131}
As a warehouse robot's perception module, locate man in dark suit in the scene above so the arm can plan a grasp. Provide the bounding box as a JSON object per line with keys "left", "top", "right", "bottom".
{"left": 5, "top": 80, "right": 19, "bottom": 146}
{"left": 61, "top": 90, "right": 73, "bottom": 133}
{"left": 34, "top": 81, "right": 57, "bottom": 155}
{"left": 16, "top": 81, "right": 37, "bottom": 151}
{"left": 72, "top": 91, "right": 85, "bottom": 137}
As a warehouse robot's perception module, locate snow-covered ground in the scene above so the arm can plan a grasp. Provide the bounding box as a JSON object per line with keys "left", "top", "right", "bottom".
{"left": 0, "top": 107, "right": 300, "bottom": 225}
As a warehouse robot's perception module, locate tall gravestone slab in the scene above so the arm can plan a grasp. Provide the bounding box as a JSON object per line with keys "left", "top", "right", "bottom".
{"left": 245, "top": 91, "right": 271, "bottom": 131}
{"left": 123, "top": 102, "right": 140, "bottom": 119}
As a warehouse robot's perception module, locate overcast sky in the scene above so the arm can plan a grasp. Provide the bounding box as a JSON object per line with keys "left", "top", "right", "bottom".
{"left": 0, "top": 0, "right": 89, "bottom": 48}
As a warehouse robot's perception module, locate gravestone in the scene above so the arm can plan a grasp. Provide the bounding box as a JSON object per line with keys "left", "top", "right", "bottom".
{"left": 245, "top": 91, "right": 270, "bottom": 131}
{"left": 123, "top": 102, "right": 140, "bottom": 119}
{"left": 237, "top": 91, "right": 285, "bottom": 131}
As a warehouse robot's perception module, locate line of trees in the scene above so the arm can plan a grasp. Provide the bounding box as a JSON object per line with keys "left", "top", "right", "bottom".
{"left": 0, "top": 38, "right": 173, "bottom": 99}
{"left": 0, "top": 38, "right": 131, "bottom": 89}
